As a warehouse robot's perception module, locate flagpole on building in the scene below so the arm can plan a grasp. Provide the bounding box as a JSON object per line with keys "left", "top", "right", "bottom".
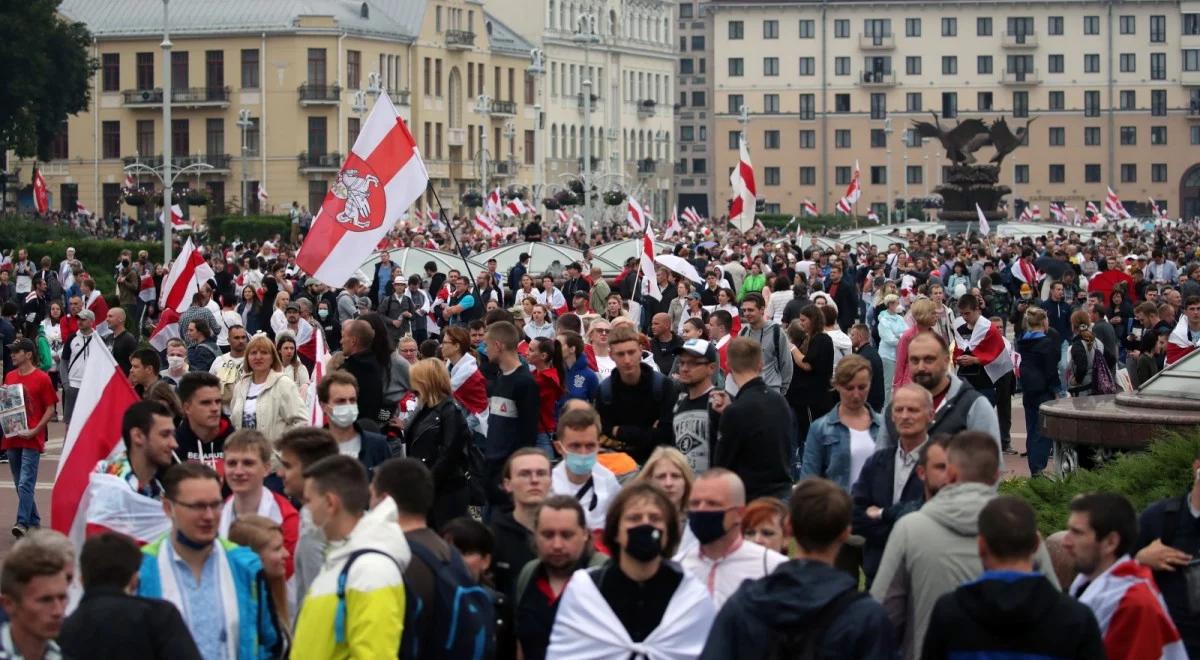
{"left": 429, "top": 184, "right": 476, "bottom": 286}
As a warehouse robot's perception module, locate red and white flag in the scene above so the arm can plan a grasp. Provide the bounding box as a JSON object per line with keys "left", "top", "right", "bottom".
{"left": 474, "top": 212, "right": 500, "bottom": 237}
{"left": 450, "top": 353, "right": 489, "bottom": 435}
{"left": 802, "top": 199, "right": 820, "bottom": 217}
{"left": 565, "top": 214, "right": 580, "bottom": 237}
{"left": 487, "top": 188, "right": 503, "bottom": 215}
{"left": 1149, "top": 197, "right": 1168, "bottom": 221}
{"left": 1071, "top": 558, "right": 1186, "bottom": 660}
{"left": 1049, "top": 203, "right": 1066, "bottom": 223}
{"left": 952, "top": 317, "right": 1013, "bottom": 383}
{"left": 85, "top": 289, "right": 111, "bottom": 337}
{"left": 555, "top": 209, "right": 569, "bottom": 226}
{"left": 504, "top": 197, "right": 528, "bottom": 217}
{"left": 976, "top": 203, "right": 990, "bottom": 237}
{"left": 307, "top": 324, "right": 331, "bottom": 426}
{"left": 50, "top": 341, "right": 162, "bottom": 547}
{"left": 296, "top": 93, "right": 428, "bottom": 286}
{"left": 160, "top": 204, "right": 186, "bottom": 229}
{"left": 32, "top": 168, "right": 49, "bottom": 215}
{"left": 137, "top": 270, "right": 156, "bottom": 304}
{"left": 1166, "top": 315, "right": 1200, "bottom": 367}
{"left": 1019, "top": 206, "right": 1034, "bottom": 222}
{"left": 1105, "top": 186, "right": 1132, "bottom": 219}
{"left": 257, "top": 185, "right": 269, "bottom": 202}
{"left": 75, "top": 201, "right": 90, "bottom": 217}
{"left": 639, "top": 224, "right": 661, "bottom": 300}
{"left": 728, "top": 136, "right": 757, "bottom": 232}
{"left": 160, "top": 238, "right": 216, "bottom": 313}
{"left": 664, "top": 205, "right": 682, "bottom": 238}
{"left": 1010, "top": 257, "right": 1040, "bottom": 285}
{"left": 123, "top": 172, "right": 135, "bottom": 189}
{"left": 1030, "top": 204, "right": 1042, "bottom": 220}
{"left": 836, "top": 161, "right": 862, "bottom": 215}
{"left": 627, "top": 196, "right": 648, "bottom": 232}
{"left": 867, "top": 209, "right": 880, "bottom": 223}
{"left": 682, "top": 206, "right": 703, "bottom": 226}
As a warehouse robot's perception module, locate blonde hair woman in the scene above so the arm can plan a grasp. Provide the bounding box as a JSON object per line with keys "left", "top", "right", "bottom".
{"left": 228, "top": 515, "right": 291, "bottom": 654}
{"left": 892, "top": 297, "right": 938, "bottom": 390}
{"left": 404, "top": 358, "right": 471, "bottom": 527}
{"left": 230, "top": 334, "right": 306, "bottom": 441}
{"left": 269, "top": 291, "right": 291, "bottom": 338}
{"left": 634, "top": 446, "right": 699, "bottom": 560}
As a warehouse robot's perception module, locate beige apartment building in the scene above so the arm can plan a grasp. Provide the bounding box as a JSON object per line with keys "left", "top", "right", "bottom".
{"left": 704, "top": 0, "right": 1200, "bottom": 220}
{"left": 20, "top": 0, "right": 540, "bottom": 223}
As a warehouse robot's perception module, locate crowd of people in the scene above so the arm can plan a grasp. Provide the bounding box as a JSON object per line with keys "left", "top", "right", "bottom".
{"left": 0, "top": 210, "right": 1197, "bottom": 658}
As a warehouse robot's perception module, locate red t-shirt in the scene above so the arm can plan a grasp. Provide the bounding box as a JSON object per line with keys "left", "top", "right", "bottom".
{"left": 1, "top": 368, "right": 58, "bottom": 452}
{"left": 532, "top": 367, "right": 564, "bottom": 434}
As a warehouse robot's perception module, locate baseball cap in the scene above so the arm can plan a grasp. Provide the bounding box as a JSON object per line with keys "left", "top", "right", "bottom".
{"left": 687, "top": 291, "right": 701, "bottom": 300}
{"left": 285, "top": 302, "right": 300, "bottom": 312}
{"left": 572, "top": 290, "right": 588, "bottom": 299}
{"left": 77, "top": 309, "right": 95, "bottom": 322}
{"left": 7, "top": 338, "right": 34, "bottom": 354}
{"left": 675, "top": 338, "right": 717, "bottom": 363}
{"left": 305, "top": 277, "right": 321, "bottom": 287}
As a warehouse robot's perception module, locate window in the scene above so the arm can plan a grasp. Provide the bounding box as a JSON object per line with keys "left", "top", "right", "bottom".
{"left": 1120, "top": 90, "right": 1136, "bottom": 110}
{"left": 869, "top": 93, "right": 887, "bottom": 119}
{"left": 835, "top": 129, "right": 851, "bottom": 148}
{"left": 941, "top": 17, "right": 956, "bottom": 37}
{"left": 136, "top": 52, "right": 154, "bottom": 90}
{"left": 764, "top": 130, "right": 780, "bottom": 149}
{"left": 871, "top": 166, "right": 887, "bottom": 185}
{"left": 834, "top": 57, "right": 850, "bottom": 76}
{"left": 763, "top": 20, "right": 778, "bottom": 39}
{"left": 763, "top": 57, "right": 779, "bottom": 76}
{"left": 764, "top": 167, "right": 781, "bottom": 185}
{"left": 1085, "top": 90, "right": 1100, "bottom": 116}
{"left": 977, "top": 56, "right": 992, "bottom": 75}
{"left": 728, "top": 58, "right": 743, "bottom": 76}
{"left": 835, "top": 93, "right": 850, "bottom": 113}
{"left": 905, "top": 128, "right": 922, "bottom": 147}
{"left": 800, "top": 57, "right": 816, "bottom": 76}
{"left": 728, "top": 21, "right": 743, "bottom": 39}
{"left": 835, "top": 167, "right": 851, "bottom": 185}
{"left": 800, "top": 167, "right": 816, "bottom": 185}
{"left": 905, "top": 18, "right": 921, "bottom": 37}
{"left": 906, "top": 56, "right": 921, "bottom": 75}
{"left": 978, "top": 91, "right": 993, "bottom": 111}
{"left": 1048, "top": 54, "right": 1064, "bottom": 73}
{"left": 942, "top": 56, "right": 957, "bottom": 75}
{"left": 1194, "top": 126, "right": 1200, "bottom": 145}
{"left": 763, "top": 93, "right": 779, "bottom": 113}
{"left": 172, "top": 118, "right": 190, "bottom": 155}
{"left": 1151, "top": 126, "right": 1167, "bottom": 145}
{"left": 102, "top": 53, "right": 119, "bottom": 92}
{"left": 834, "top": 19, "right": 849, "bottom": 38}
{"left": 1121, "top": 164, "right": 1137, "bottom": 183}
{"left": 1120, "top": 126, "right": 1136, "bottom": 145}
{"left": 680, "top": 37, "right": 687, "bottom": 52}
{"left": 1085, "top": 127, "right": 1101, "bottom": 145}
{"left": 799, "top": 94, "right": 815, "bottom": 119}
{"left": 679, "top": 3, "right": 693, "bottom": 18}
{"left": 1084, "top": 16, "right": 1100, "bottom": 35}
{"left": 680, "top": 58, "right": 694, "bottom": 74}
{"left": 728, "top": 131, "right": 740, "bottom": 149}
{"left": 1049, "top": 164, "right": 1065, "bottom": 183}
{"left": 240, "top": 49, "right": 259, "bottom": 89}
{"left": 1013, "top": 91, "right": 1029, "bottom": 117}
{"left": 692, "top": 159, "right": 706, "bottom": 174}
{"left": 1085, "top": 164, "right": 1102, "bottom": 182}
{"left": 206, "top": 117, "right": 224, "bottom": 155}
{"left": 1049, "top": 91, "right": 1064, "bottom": 110}
{"left": 728, "top": 94, "right": 743, "bottom": 114}
{"left": 1152, "top": 90, "right": 1167, "bottom": 116}
{"left": 799, "top": 130, "right": 815, "bottom": 148}
{"left": 1152, "top": 163, "right": 1168, "bottom": 182}
{"left": 907, "top": 165, "right": 923, "bottom": 184}
{"left": 172, "top": 51, "right": 189, "bottom": 89}
{"left": 681, "top": 126, "right": 694, "bottom": 142}
{"left": 1049, "top": 126, "right": 1065, "bottom": 146}
{"left": 691, "top": 35, "right": 704, "bottom": 50}
{"left": 102, "top": 121, "right": 120, "bottom": 159}
{"left": 1048, "top": 16, "right": 1063, "bottom": 35}
{"left": 1120, "top": 53, "right": 1136, "bottom": 73}
{"left": 1187, "top": 14, "right": 1200, "bottom": 35}
{"left": 799, "top": 20, "right": 814, "bottom": 38}
{"left": 906, "top": 92, "right": 922, "bottom": 112}
{"left": 977, "top": 17, "right": 992, "bottom": 36}
{"left": 1187, "top": 50, "right": 1200, "bottom": 71}
{"left": 870, "top": 128, "right": 887, "bottom": 147}
{"left": 1119, "top": 15, "right": 1135, "bottom": 34}
{"left": 1014, "top": 164, "right": 1029, "bottom": 183}
{"left": 691, "top": 90, "right": 705, "bottom": 106}
{"left": 136, "top": 120, "right": 154, "bottom": 156}
{"left": 1084, "top": 54, "right": 1100, "bottom": 73}
{"left": 1151, "top": 53, "right": 1166, "bottom": 80}
{"left": 942, "top": 92, "right": 957, "bottom": 118}
{"left": 1150, "top": 15, "right": 1166, "bottom": 42}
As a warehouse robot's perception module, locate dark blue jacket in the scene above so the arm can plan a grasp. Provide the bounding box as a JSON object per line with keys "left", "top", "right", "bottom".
{"left": 1135, "top": 494, "right": 1200, "bottom": 657}
{"left": 354, "top": 423, "right": 394, "bottom": 477}
{"left": 700, "top": 559, "right": 895, "bottom": 660}
{"left": 1016, "top": 332, "right": 1061, "bottom": 395}
{"left": 1039, "top": 298, "right": 1074, "bottom": 343}
{"left": 559, "top": 357, "right": 599, "bottom": 407}
{"left": 851, "top": 445, "right": 925, "bottom": 583}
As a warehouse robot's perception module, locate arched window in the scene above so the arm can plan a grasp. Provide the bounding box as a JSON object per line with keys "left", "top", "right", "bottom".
{"left": 551, "top": 125, "right": 559, "bottom": 159}
{"left": 360, "top": 3, "right": 369, "bottom": 19}
{"left": 548, "top": 0, "right": 554, "bottom": 29}
{"left": 569, "top": 126, "right": 577, "bottom": 158}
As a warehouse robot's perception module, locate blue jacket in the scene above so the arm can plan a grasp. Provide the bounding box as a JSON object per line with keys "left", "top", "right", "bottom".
{"left": 138, "top": 536, "right": 278, "bottom": 660}
{"left": 851, "top": 445, "right": 926, "bottom": 582}
{"left": 1039, "top": 298, "right": 1074, "bottom": 343}
{"left": 560, "top": 357, "right": 599, "bottom": 406}
{"left": 800, "top": 405, "right": 884, "bottom": 490}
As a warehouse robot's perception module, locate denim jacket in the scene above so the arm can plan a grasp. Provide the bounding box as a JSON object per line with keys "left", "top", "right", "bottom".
{"left": 800, "top": 405, "right": 884, "bottom": 490}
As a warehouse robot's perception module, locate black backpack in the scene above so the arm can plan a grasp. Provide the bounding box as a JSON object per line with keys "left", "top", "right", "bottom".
{"left": 766, "top": 588, "right": 866, "bottom": 660}
{"left": 401, "top": 542, "right": 495, "bottom": 660}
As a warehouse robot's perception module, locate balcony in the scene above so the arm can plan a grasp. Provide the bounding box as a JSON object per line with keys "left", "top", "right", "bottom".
{"left": 121, "top": 154, "right": 231, "bottom": 171}
{"left": 447, "top": 127, "right": 466, "bottom": 147}
{"left": 492, "top": 159, "right": 519, "bottom": 177}
{"left": 389, "top": 89, "right": 411, "bottom": 106}
{"left": 674, "top": 162, "right": 688, "bottom": 175}
{"left": 1000, "top": 68, "right": 1040, "bottom": 85}
{"left": 298, "top": 83, "right": 341, "bottom": 106}
{"left": 297, "top": 152, "right": 342, "bottom": 172}
{"left": 490, "top": 99, "right": 517, "bottom": 117}
{"left": 1188, "top": 104, "right": 1200, "bottom": 120}
{"left": 577, "top": 156, "right": 600, "bottom": 170}
{"left": 859, "top": 70, "right": 897, "bottom": 87}
{"left": 637, "top": 158, "right": 658, "bottom": 175}
{"left": 576, "top": 93, "right": 599, "bottom": 113}
{"left": 445, "top": 29, "right": 476, "bottom": 49}
{"left": 858, "top": 33, "right": 895, "bottom": 50}
{"left": 121, "top": 86, "right": 231, "bottom": 108}
{"left": 637, "top": 99, "right": 657, "bottom": 118}
{"left": 1183, "top": 70, "right": 1200, "bottom": 86}
{"left": 1002, "top": 31, "right": 1038, "bottom": 48}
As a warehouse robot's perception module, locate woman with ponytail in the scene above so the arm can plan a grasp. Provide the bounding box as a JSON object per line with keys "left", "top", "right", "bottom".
{"left": 529, "top": 336, "right": 565, "bottom": 457}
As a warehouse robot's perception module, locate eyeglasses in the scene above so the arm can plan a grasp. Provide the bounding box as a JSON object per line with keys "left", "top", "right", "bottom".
{"left": 592, "top": 328, "right": 610, "bottom": 334}
{"left": 171, "top": 499, "right": 223, "bottom": 513}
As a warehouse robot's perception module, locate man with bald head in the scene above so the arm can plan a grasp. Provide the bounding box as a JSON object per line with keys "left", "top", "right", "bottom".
{"left": 338, "top": 319, "right": 383, "bottom": 423}
{"left": 680, "top": 468, "right": 787, "bottom": 607}
{"left": 853, "top": 384, "right": 936, "bottom": 585}
{"left": 649, "top": 312, "right": 682, "bottom": 373}
{"left": 104, "top": 307, "right": 138, "bottom": 374}
{"left": 877, "top": 332, "right": 1000, "bottom": 450}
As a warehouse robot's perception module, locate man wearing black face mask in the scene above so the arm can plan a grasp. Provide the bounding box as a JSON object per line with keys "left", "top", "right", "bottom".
{"left": 679, "top": 469, "right": 786, "bottom": 607}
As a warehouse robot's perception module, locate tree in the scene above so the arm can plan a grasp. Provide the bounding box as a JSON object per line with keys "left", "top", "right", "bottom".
{"left": 0, "top": 0, "right": 96, "bottom": 161}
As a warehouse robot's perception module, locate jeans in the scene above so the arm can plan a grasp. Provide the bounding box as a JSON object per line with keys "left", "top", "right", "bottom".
{"left": 1024, "top": 391, "right": 1056, "bottom": 476}
{"left": 1056, "top": 341, "right": 1070, "bottom": 395}
{"left": 64, "top": 386, "right": 79, "bottom": 425}
{"left": 7, "top": 449, "right": 41, "bottom": 528}
{"left": 881, "top": 358, "right": 896, "bottom": 408}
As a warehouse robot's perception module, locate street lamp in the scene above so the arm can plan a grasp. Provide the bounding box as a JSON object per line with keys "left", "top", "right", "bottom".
{"left": 883, "top": 117, "right": 893, "bottom": 225}
{"left": 573, "top": 16, "right": 599, "bottom": 235}
{"left": 236, "top": 109, "right": 253, "bottom": 217}
{"left": 528, "top": 49, "right": 545, "bottom": 201}
{"left": 502, "top": 121, "right": 516, "bottom": 169}
{"left": 473, "top": 94, "right": 492, "bottom": 200}
{"left": 902, "top": 152, "right": 909, "bottom": 218}
{"left": 653, "top": 130, "right": 667, "bottom": 219}
{"left": 161, "top": 0, "right": 174, "bottom": 262}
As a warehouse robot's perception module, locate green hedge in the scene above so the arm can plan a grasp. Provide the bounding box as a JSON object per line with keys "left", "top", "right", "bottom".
{"left": 757, "top": 214, "right": 862, "bottom": 231}
{"left": 208, "top": 215, "right": 288, "bottom": 242}
{"left": 999, "top": 432, "right": 1200, "bottom": 538}
{"left": 0, "top": 217, "right": 157, "bottom": 296}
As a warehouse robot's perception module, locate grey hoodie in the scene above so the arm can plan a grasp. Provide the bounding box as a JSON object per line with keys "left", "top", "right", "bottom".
{"left": 869, "top": 482, "right": 1060, "bottom": 660}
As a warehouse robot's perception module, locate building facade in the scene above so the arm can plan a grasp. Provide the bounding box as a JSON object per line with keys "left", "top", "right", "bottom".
{"left": 674, "top": 0, "right": 714, "bottom": 217}
{"left": 706, "top": 0, "right": 1200, "bottom": 220}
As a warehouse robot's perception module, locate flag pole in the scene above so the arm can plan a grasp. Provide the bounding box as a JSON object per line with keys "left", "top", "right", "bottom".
{"left": 429, "top": 184, "right": 477, "bottom": 286}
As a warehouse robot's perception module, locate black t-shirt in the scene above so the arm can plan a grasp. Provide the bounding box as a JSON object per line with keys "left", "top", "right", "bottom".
{"left": 596, "top": 562, "right": 683, "bottom": 643}
{"left": 523, "top": 223, "right": 543, "bottom": 242}
{"left": 671, "top": 390, "right": 714, "bottom": 473}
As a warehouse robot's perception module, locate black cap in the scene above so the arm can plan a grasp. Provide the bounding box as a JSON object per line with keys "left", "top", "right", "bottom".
{"left": 8, "top": 338, "right": 34, "bottom": 354}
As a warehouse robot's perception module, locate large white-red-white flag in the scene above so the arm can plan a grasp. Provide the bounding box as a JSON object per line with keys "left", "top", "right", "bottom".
{"left": 664, "top": 205, "right": 682, "bottom": 238}
{"left": 474, "top": 212, "right": 500, "bottom": 237}
{"left": 504, "top": 197, "right": 528, "bottom": 217}
{"left": 32, "top": 168, "right": 49, "bottom": 215}
{"left": 555, "top": 209, "right": 569, "bottom": 226}
{"left": 802, "top": 199, "right": 820, "bottom": 217}
{"left": 487, "top": 188, "right": 503, "bottom": 215}
{"left": 257, "top": 185, "right": 269, "bottom": 202}
{"left": 150, "top": 238, "right": 215, "bottom": 350}
{"left": 307, "top": 325, "right": 331, "bottom": 426}
{"left": 639, "top": 224, "right": 661, "bottom": 300}
{"left": 160, "top": 204, "right": 186, "bottom": 229}
{"left": 729, "top": 136, "right": 757, "bottom": 232}
{"left": 835, "top": 161, "right": 862, "bottom": 215}
{"left": 296, "top": 93, "right": 428, "bottom": 285}
{"left": 1105, "top": 186, "right": 1131, "bottom": 219}
{"left": 627, "top": 196, "right": 648, "bottom": 232}
{"left": 682, "top": 206, "right": 703, "bottom": 226}
{"left": 1166, "top": 314, "right": 1200, "bottom": 367}
{"left": 51, "top": 341, "right": 164, "bottom": 548}
{"left": 952, "top": 317, "right": 1013, "bottom": 382}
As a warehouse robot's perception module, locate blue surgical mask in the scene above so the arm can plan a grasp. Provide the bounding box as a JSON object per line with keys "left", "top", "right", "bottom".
{"left": 563, "top": 451, "right": 597, "bottom": 476}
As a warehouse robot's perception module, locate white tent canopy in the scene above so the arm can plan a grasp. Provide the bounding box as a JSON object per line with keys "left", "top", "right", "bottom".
{"left": 473, "top": 242, "right": 619, "bottom": 282}
{"left": 358, "top": 247, "right": 486, "bottom": 286}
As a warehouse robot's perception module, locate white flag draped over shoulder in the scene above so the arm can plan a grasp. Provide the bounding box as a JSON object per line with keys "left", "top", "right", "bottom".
{"left": 297, "top": 93, "right": 429, "bottom": 286}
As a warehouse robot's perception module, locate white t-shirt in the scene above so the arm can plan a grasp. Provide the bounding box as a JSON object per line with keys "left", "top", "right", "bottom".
{"left": 848, "top": 426, "right": 876, "bottom": 487}
{"left": 594, "top": 354, "right": 616, "bottom": 381}
{"left": 680, "top": 538, "right": 788, "bottom": 609}
{"left": 242, "top": 381, "right": 266, "bottom": 429}
{"left": 338, "top": 435, "right": 362, "bottom": 458}
{"left": 216, "top": 309, "right": 240, "bottom": 347}
{"left": 551, "top": 460, "right": 621, "bottom": 531}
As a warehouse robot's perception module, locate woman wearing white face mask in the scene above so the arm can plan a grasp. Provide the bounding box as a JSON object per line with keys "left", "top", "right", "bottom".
{"left": 402, "top": 358, "right": 472, "bottom": 528}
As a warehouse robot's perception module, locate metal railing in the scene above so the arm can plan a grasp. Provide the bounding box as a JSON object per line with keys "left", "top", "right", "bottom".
{"left": 298, "top": 83, "right": 342, "bottom": 103}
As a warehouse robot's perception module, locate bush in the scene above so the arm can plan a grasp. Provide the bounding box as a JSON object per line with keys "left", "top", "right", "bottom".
{"left": 756, "top": 213, "right": 860, "bottom": 232}
{"left": 211, "top": 215, "right": 290, "bottom": 242}
{"left": 999, "top": 432, "right": 1200, "bottom": 538}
